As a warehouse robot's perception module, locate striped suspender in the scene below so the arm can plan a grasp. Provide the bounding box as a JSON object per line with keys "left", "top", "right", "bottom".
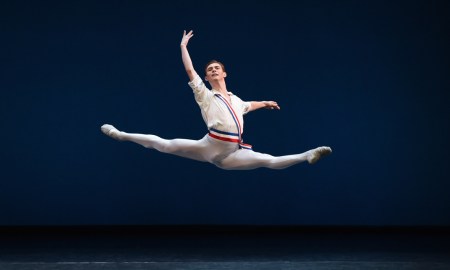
{"left": 214, "top": 94, "right": 252, "bottom": 150}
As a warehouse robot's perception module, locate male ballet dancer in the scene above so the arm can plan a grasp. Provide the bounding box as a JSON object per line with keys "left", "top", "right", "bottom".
{"left": 101, "top": 30, "right": 331, "bottom": 170}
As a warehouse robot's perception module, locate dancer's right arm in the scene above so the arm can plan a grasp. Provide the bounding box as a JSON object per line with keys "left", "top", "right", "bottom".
{"left": 180, "top": 30, "right": 198, "bottom": 82}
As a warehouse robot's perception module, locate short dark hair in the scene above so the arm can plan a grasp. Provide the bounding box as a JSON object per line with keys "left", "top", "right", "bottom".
{"left": 204, "top": 60, "right": 226, "bottom": 75}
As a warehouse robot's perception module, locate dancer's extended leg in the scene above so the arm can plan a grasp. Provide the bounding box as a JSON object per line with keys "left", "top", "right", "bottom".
{"left": 217, "top": 147, "right": 332, "bottom": 170}
{"left": 101, "top": 124, "right": 211, "bottom": 161}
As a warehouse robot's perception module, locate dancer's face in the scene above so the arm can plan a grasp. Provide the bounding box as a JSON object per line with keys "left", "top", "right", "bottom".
{"left": 205, "top": 63, "right": 227, "bottom": 82}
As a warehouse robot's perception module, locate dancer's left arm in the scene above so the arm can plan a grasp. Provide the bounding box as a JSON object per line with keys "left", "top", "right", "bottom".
{"left": 247, "top": 101, "right": 280, "bottom": 112}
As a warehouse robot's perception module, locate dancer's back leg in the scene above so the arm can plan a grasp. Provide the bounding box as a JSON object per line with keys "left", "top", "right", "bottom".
{"left": 217, "top": 147, "right": 332, "bottom": 170}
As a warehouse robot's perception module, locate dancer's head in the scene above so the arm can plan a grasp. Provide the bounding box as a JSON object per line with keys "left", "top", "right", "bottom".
{"left": 204, "top": 60, "right": 227, "bottom": 82}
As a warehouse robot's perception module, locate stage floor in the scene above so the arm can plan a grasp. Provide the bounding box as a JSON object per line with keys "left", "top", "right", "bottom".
{"left": 0, "top": 226, "right": 449, "bottom": 269}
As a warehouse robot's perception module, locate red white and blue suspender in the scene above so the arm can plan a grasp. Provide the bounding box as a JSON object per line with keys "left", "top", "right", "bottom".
{"left": 208, "top": 94, "right": 252, "bottom": 150}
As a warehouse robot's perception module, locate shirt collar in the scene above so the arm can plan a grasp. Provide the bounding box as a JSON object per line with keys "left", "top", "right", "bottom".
{"left": 212, "top": 89, "right": 234, "bottom": 96}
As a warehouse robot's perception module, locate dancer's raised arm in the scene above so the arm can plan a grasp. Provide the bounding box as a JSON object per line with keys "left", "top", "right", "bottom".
{"left": 180, "top": 30, "right": 198, "bottom": 81}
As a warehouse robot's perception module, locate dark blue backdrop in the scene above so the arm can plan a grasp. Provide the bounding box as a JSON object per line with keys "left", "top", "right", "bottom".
{"left": 1, "top": 0, "right": 449, "bottom": 226}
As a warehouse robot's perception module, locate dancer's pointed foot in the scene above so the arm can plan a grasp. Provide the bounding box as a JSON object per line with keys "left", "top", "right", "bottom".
{"left": 101, "top": 124, "right": 123, "bottom": 141}
{"left": 307, "top": 146, "right": 332, "bottom": 164}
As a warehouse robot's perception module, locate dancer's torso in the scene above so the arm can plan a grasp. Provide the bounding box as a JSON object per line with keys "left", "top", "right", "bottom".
{"left": 188, "top": 75, "right": 250, "bottom": 135}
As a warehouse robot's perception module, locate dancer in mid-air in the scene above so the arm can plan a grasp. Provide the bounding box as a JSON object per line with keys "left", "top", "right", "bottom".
{"left": 101, "top": 30, "right": 331, "bottom": 170}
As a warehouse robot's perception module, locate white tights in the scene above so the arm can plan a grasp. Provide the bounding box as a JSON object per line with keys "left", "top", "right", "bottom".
{"left": 119, "top": 132, "right": 311, "bottom": 170}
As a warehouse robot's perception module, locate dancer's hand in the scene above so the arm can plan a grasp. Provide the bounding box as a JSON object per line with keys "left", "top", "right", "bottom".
{"left": 264, "top": 101, "right": 280, "bottom": 110}
{"left": 180, "top": 30, "right": 194, "bottom": 47}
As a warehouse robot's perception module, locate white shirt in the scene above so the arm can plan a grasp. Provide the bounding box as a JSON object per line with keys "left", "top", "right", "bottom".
{"left": 188, "top": 74, "right": 250, "bottom": 134}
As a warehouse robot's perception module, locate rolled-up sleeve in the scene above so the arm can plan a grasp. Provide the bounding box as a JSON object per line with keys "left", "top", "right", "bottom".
{"left": 188, "top": 74, "right": 210, "bottom": 105}
{"left": 242, "top": 101, "right": 251, "bottom": 114}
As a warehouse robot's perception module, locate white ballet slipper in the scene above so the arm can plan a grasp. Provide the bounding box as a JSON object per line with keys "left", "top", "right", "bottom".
{"left": 307, "top": 146, "right": 332, "bottom": 164}
{"left": 101, "top": 124, "right": 123, "bottom": 141}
